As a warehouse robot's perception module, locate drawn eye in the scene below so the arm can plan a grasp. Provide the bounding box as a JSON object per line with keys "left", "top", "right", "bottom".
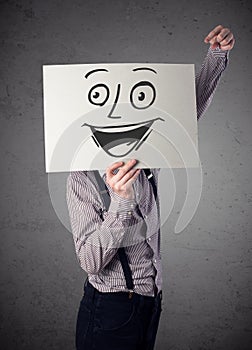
{"left": 130, "top": 81, "right": 156, "bottom": 109}
{"left": 88, "top": 84, "right": 109, "bottom": 106}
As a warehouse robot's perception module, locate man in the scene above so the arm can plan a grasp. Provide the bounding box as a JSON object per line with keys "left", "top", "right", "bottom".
{"left": 67, "top": 25, "right": 235, "bottom": 350}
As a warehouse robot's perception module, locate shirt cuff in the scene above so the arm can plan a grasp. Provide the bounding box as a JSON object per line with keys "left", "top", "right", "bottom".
{"left": 210, "top": 46, "right": 229, "bottom": 59}
{"left": 106, "top": 185, "right": 137, "bottom": 216}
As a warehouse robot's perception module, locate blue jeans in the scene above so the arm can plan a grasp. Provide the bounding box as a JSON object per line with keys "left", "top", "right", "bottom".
{"left": 76, "top": 281, "right": 162, "bottom": 350}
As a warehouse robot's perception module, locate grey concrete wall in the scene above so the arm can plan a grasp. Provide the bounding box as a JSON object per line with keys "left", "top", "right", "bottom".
{"left": 0, "top": 0, "right": 251, "bottom": 349}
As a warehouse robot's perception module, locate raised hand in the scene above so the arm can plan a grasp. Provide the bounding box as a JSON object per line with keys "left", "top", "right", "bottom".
{"left": 204, "top": 24, "right": 235, "bottom": 51}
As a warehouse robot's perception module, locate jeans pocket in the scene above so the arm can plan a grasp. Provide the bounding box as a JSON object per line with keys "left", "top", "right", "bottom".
{"left": 95, "top": 296, "right": 136, "bottom": 331}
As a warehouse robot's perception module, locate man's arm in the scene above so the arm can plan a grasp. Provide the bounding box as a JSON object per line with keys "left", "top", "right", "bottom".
{"left": 66, "top": 161, "right": 144, "bottom": 275}
{"left": 196, "top": 47, "right": 229, "bottom": 120}
{"left": 196, "top": 25, "right": 235, "bottom": 120}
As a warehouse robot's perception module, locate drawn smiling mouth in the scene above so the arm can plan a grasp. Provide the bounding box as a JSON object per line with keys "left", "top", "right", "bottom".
{"left": 82, "top": 117, "right": 164, "bottom": 157}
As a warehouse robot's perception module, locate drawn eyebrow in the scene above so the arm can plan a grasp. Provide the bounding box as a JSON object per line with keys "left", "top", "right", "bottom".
{"left": 85, "top": 68, "right": 109, "bottom": 79}
{"left": 132, "top": 67, "right": 157, "bottom": 74}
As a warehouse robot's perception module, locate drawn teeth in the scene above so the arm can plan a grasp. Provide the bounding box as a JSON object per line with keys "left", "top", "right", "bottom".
{"left": 94, "top": 121, "right": 150, "bottom": 133}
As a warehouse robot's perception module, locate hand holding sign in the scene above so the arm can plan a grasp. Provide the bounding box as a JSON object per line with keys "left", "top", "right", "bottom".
{"left": 204, "top": 25, "right": 235, "bottom": 51}
{"left": 106, "top": 159, "right": 140, "bottom": 200}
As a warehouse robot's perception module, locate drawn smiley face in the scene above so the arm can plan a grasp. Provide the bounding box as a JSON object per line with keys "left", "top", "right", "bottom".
{"left": 81, "top": 67, "right": 164, "bottom": 157}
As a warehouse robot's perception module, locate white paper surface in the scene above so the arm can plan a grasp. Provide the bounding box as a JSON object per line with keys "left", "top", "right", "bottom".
{"left": 43, "top": 63, "right": 199, "bottom": 172}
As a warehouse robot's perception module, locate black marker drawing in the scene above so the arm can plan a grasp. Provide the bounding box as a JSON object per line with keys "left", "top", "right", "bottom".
{"left": 43, "top": 62, "right": 198, "bottom": 171}
{"left": 82, "top": 118, "right": 164, "bottom": 157}
{"left": 82, "top": 67, "right": 164, "bottom": 157}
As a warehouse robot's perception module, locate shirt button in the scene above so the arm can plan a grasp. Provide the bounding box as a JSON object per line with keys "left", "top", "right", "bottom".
{"left": 147, "top": 237, "right": 152, "bottom": 242}
{"left": 153, "top": 259, "right": 157, "bottom": 264}
{"left": 130, "top": 204, "right": 134, "bottom": 208}
{"left": 127, "top": 211, "right": 132, "bottom": 215}
{"left": 144, "top": 215, "right": 148, "bottom": 219}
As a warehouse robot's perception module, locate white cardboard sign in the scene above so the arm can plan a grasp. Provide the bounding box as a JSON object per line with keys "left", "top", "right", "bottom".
{"left": 43, "top": 63, "right": 199, "bottom": 172}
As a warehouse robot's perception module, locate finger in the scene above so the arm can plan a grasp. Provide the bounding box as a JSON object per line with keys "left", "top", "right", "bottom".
{"left": 117, "top": 168, "right": 140, "bottom": 187}
{"left": 209, "top": 31, "right": 232, "bottom": 49}
{"left": 114, "top": 159, "right": 137, "bottom": 182}
{"left": 209, "top": 29, "right": 229, "bottom": 44}
{"left": 217, "top": 28, "right": 232, "bottom": 43}
{"left": 209, "top": 35, "right": 219, "bottom": 47}
{"left": 218, "top": 32, "right": 233, "bottom": 47}
{"left": 204, "top": 24, "right": 223, "bottom": 43}
{"left": 106, "top": 161, "right": 124, "bottom": 179}
{"left": 205, "top": 24, "right": 223, "bottom": 41}
{"left": 220, "top": 38, "right": 235, "bottom": 51}
{"left": 128, "top": 168, "right": 141, "bottom": 181}
{"left": 123, "top": 168, "right": 141, "bottom": 188}
{"left": 209, "top": 39, "right": 219, "bottom": 49}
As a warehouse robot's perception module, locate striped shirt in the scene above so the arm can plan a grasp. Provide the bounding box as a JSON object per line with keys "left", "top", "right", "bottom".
{"left": 66, "top": 47, "right": 229, "bottom": 297}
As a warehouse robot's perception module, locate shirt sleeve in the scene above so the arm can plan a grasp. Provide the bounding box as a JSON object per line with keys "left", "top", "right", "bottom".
{"left": 196, "top": 47, "right": 229, "bottom": 120}
{"left": 66, "top": 171, "right": 145, "bottom": 275}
